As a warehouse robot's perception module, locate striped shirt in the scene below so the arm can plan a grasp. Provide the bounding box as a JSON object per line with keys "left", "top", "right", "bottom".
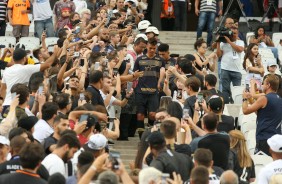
{"left": 0, "top": 0, "right": 7, "bottom": 21}
{"left": 199, "top": 0, "right": 220, "bottom": 13}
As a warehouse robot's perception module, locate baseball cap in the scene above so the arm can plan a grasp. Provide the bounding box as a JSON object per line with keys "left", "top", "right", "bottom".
{"left": 267, "top": 59, "right": 278, "bottom": 67}
{"left": 134, "top": 33, "right": 148, "bottom": 42}
{"left": 13, "top": 48, "right": 27, "bottom": 61}
{"left": 83, "top": 134, "right": 107, "bottom": 151}
{"left": 267, "top": 134, "right": 282, "bottom": 153}
{"left": 148, "top": 132, "right": 165, "bottom": 146}
{"left": 18, "top": 116, "right": 38, "bottom": 132}
{"left": 0, "top": 136, "right": 10, "bottom": 146}
{"left": 207, "top": 95, "right": 223, "bottom": 112}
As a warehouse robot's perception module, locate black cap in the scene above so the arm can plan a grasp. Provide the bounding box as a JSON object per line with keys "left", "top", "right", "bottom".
{"left": 148, "top": 132, "right": 165, "bottom": 146}
{"left": 13, "top": 48, "right": 27, "bottom": 61}
{"left": 18, "top": 116, "right": 38, "bottom": 132}
{"left": 207, "top": 95, "right": 223, "bottom": 112}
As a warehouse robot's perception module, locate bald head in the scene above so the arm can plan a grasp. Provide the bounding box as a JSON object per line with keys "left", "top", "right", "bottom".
{"left": 220, "top": 170, "right": 238, "bottom": 184}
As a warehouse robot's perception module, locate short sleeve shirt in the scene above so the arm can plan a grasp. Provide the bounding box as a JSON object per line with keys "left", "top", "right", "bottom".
{"left": 53, "top": 0, "right": 75, "bottom": 30}
{"left": 7, "top": 0, "right": 30, "bottom": 25}
{"left": 220, "top": 40, "right": 244, "bottom": 72}
{"left": 257, "top": 160, "right": 282, "bottom": 184}
{"left": 133, "top": 55, "right": 165, "bottom": 94}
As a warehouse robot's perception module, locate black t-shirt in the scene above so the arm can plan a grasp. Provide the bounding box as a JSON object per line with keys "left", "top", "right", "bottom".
{"left": 43, "top": 135, "right": 58, "bottom": 155}
{"left": 208, "top": 88, "right": 224, "bottom": 97}
{"left": 217, "top": 115, "right": 235, "bottom": 133}
{"left": 184, "top": 95, "right": 197, "bottom": 117}
{"left": 0, "top": 171, "right": 47, "bottom": 184}
{"left": 191, "top": 133, "right": 230, "bottom": 170}
{"left": 0, "top": 158, "right": 49, "bottom": 181}
{"left": 133, "top": 55, "right": 165, "bottom": 94}
{"left": 150, "top": 149, "right": 193, "bottom": 181}
{"left": 146, "top": 143, "right": 192, "bottom": 165}
{"left": 86, "top": 85, "right": 105, "bottom": 107}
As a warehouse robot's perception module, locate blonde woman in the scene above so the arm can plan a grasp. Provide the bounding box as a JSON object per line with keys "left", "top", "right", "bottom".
{"left": 229, "top": 130, "right": 256, "bottom": 183}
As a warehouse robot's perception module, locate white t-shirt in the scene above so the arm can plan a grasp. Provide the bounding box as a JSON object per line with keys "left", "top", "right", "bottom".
{"left": 100, "top": 90, "right": 117, "bottom": 118}
{"left": 32, "top": 0, "right": 53, "bottom": 20}
{"left": 257, "top": 159, "right": 282, "bottom": 184}
{"left": 42, "top": 153, "right": 66, "bottom": 177}
{"left": 220, "top": 40, "right": 244, "bottom": 72}
{"left": 2, "top": 64, "right": 40, "bottom": 106}
{"left": 73, "top": 0, "right": 87, "bottom": 13}
{"left": 33, "top": 119, "right": 54, "bottom": 143}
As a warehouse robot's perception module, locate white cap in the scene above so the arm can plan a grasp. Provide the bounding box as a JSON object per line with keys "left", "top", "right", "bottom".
{"left": 138, "top": 20, "right": 151, "bottom": 31}
{"left": 267, "top": 59, "right": 278, "bottom": 67}
{"left": 145, "top": 26, "right": 159, "bottom": 35}
{"left": 112, "top": 9, "right": 119, "bottom": 14}
{"left": 85, "top": 134, "right": 107, "bottom": 151}
{"left": 125, "top": 0, "right": 138, "bottom": 5}
{"left": 0, "top": 136, "right": 9, "bottom": 146}
{"left": 267, "top": 134, "right": 282, "bottom": 152}
{"left": 134, "top": 33, "right": 148, "bottom": 42}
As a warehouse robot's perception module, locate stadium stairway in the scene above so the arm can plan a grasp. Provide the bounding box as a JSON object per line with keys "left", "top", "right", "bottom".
{"left": 112, "top": 31, "right": 209, "bottom": 171}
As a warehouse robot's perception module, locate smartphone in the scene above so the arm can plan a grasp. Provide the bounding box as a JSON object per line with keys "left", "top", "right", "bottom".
{"left": 0, "top": 45, "right": 5, "bottom": 49}
{"left": 109, "top": 151, "right": 120, "bottom": 170}
{"left": 38, "top": 85, "right": 44, "bottom": 95}
{"left": 79, "top": 114, "right": 88, "bottom": 123}
{"left": 80, "top": 58, "right": 85, "bottom": 67}
{"left": 154, "top": 120, "right": 161, "bottom": 130}
{"left": 73, "top": 52, "right": 80, "bottom": 57}
{"left": 108, "top": 118, "right": 115, "bottom": 130}
{"left": 79, "top": 93, "right": 85, "bottom": 101}
{"left": 65, "top": 82, "right": 69, "bottom": 90}
{"left": 161, "top": 96, "right": 172, "bottom": 101}
{"left": 100, "top": 122, "right": 107, "bottom": 130}
{"left": 73, "top": 26, "right": 80, "bottom": 34}
{"left": 113, "top": 68, "right": 119, "bottom": 77}
{"left": 11, "top": 92, "right": 17, "bottom": 99}
{"left": 94, "top": 62, "right": 100, "bottom": 70}
{"left": 48, "top": 45, "right": 54, "bottom": 52}
{"left": 127, "top": 82, "right": 133, "bottom": 92}
{"left": 161, "top": 173, "right": 170, "bottom": 184}
{"left": 198, "top": 93, "right": 204, "bottom": 103}
{"left": 183, "top": 108, "right": 190, "bottom": 119}
{"left": 102, "top": 59, "right": 108, "bottom": 67}
{"left": 177, "top": 89, "right": 182, "bottom": 99}
{"left": 245, "top": 84, "right": 250, "bottom": 92}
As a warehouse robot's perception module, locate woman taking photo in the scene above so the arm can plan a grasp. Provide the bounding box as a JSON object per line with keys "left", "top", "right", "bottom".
{"left": 243, "top": 43, "right": 264, "bottom": 89}
{"left": 193, "top": 38, "right": 216, "bottom": 76}
{"left": 229, "top": 130, "right": 256, "bottom": 183}
{"left": 249, "top": 26, "right": 278, "bottom": 60}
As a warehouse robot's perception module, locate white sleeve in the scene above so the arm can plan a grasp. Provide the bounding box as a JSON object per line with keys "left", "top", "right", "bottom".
{"left": 24, "top": 64, "right": 41, "bottom": 74}
{"left": 237, "top": 40, "right": 245, "bottom": 47}
{"left": 220, "top": 42, "right": 224, "bottom": 50}
{"left": 126, "top": 54, "right": 134, "bottom": 71}
{"left": 109, "top": 96, "right": 116, "bottom": 106}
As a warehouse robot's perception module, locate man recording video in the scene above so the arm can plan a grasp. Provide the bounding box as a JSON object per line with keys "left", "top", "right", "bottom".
{"left": 216, "top": 17, "right": 244, "bottom": 104}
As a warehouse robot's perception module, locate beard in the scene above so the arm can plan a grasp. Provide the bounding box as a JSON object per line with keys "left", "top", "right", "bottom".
{"left": 62, "top": 151, "right": 69, "bottom": 163}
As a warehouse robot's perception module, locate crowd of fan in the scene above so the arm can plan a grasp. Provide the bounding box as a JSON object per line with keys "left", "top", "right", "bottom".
{"left": 0, "top": 0, "right": 281, "bottom": 184}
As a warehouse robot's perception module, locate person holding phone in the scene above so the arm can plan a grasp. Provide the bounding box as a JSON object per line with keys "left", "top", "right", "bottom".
{"left": 243, "top": 43, "right": 264, "bottom": 90}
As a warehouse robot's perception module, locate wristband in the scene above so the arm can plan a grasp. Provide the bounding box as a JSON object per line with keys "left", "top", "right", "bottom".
{"left": 242, "top": 98, "right": 248, "bottom": 102}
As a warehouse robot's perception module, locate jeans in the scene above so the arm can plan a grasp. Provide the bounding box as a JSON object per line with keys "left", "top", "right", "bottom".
{"left": 172, "top": 1, "right": 187, "bottom": 31}
{"left": 34, "top": 17, "right": 54, "bottom": 39}
{"left": 218, "top": 59, "right": 222, "bottom": 91}
{"left": 196, "top": 11, "right": 216, "bottom": 46}
{"left": 221, "top": 69, "right": 242, "bottom": 104}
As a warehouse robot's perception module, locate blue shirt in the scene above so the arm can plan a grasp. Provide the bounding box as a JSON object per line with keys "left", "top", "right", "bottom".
{"left": 256, "top": 93, "right": 282, "bottom": 141}
{"left": 133, "top": 55, "right": 165, "bottom": 94}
